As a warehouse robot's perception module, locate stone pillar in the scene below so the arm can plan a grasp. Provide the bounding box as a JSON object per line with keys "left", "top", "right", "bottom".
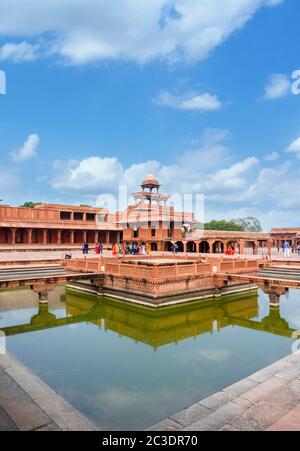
{"left": 239, "top": 240, "right": 245, "bottom": 255}
{"left": 269, "top": 293, "right": 280, "bottom": 308}
{"left": 83, "top": 230, "right": 87, "bottom": 243}
{"left": 253, "top": 242, "right": 259, "bottom": 255}
{"left": 38, "top": 290, "right": 50, "bottom": 304}
{"left": 105, "top": 231, "right": 110, "bottom": 244}
{"left": 57, "top": 230, "right": 61, "bottom": 245}
{"left": 11, "top": 228, "right": 16, "bottom": 245}
{"left": 267, "top": 240, "right": 272, "bottom": 257}
{"left": 32, "top": 284, "right": 56, "bottom": 305}
{"left": 42, "top": 229, "right": 47, "bottom": 245}
{"left": 27, "top": 229, "right": 33, "bottom": 245}
{"left": 70, "top": 230, "right": 74, "bottom": 244}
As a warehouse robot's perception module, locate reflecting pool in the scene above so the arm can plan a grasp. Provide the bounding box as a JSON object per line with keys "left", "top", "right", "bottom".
{"left": 0, "top": 286, "right": 299, "bottom": 430}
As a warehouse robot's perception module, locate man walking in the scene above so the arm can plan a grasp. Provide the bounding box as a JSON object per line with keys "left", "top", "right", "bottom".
{"left": 283, "top": 240, "right": 290, "bottom": 257}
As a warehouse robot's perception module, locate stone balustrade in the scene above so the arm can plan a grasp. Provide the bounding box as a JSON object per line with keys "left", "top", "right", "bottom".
{"left": 64, "top": 256, "right": 260, "bottom": 279}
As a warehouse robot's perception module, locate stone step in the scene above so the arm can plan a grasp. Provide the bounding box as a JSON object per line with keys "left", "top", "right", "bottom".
{"left": 261, "top": 267, "right": 300, "bottom": 273}
{"left": 258, "top": 269, "right": 300, "bottom": 280}
{"left": 0, "top": 265, "right": 64, "bottom": 274}
{"left": 0, "top": 266, "right": 67, "bottom": 282}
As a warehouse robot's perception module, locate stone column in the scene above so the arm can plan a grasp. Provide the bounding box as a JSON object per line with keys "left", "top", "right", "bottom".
{"left": 253, "top": 242, "right": 259, "bottom": 255}
{"left": 70, "top": 230, "right": 75, "bottom": 244}
{"left": 269, "top": 293, "right": 280, "bottom": 308}
{"left": 239, "top": 240, "right": 245, "bottom": 255}
{"left": 38, "top": 290, "right": 50, "bottom": 304}
{"left": 42, "top": 229, "right": 47, "bottom": 245}
{"left": 57, "top": 230, "right": 61, "bottom": 245}
{"left": 11, "top": 228, "right": 16, "bottom": 245}
{"left": 105, "top": 231, "right": 110, "bottom": 244}
{"left": 267, "top": 240, "right": 272, "bottom": 257}
{"left": 83, "top": 230, "right": 87, "bottom": 243}
{"left": 32, "top": 284, "right": 55, "bottom": 305}
{"left": 27, "top": 229, "right": 33, "bottom": 245}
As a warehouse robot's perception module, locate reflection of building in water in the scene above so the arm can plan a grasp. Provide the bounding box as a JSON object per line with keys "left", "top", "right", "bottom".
{"left": 0, "top": 286, "right": 65, "bottom": 311}
{"left": 1, "top": 288, "right": 296, "bottom": 348}
{"left": 66, "top": 292, "right": 260, "bottom": 348}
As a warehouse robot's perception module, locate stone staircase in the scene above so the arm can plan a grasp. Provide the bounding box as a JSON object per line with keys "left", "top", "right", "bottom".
{"left": 259, "top": 266, "right": 300, "bottom": 281}
{"left": 0, "top": 265, "right": 67, "bottom": 282}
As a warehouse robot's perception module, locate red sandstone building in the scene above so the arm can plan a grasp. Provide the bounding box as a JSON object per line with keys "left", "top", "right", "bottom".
{"left": 0, "top": 173, "right": 272, "bottom": 253}
{"left": 271, "top": 228, "right": 300, "bottom": 249}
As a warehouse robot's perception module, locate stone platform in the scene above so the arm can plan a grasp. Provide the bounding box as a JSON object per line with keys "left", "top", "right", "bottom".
{"left": 65, "top": 256, "right": 260, "bottom": 307}
{"left": 148, "top": 352, "right": 300, "bottom": 431}
{"left": 0, "top": 353, "right": 98, "bottom": 431}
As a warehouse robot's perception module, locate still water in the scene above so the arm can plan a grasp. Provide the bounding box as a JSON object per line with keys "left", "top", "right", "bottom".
{"left": 0, "top": 286, "right": 299, "bottom": 430}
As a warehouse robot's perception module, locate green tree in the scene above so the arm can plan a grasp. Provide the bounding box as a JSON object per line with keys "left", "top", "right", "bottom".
{"left": 233, "top": 217, "right": 262, "bottom": 232}
{"left": 19, "top": 202, "right": 41, "bottom": 208}
{"left": 195, "top": 216, "right": 262, "bottom": 232}
{"left": 204, "top": 220, "right": 244, "bottom": 231}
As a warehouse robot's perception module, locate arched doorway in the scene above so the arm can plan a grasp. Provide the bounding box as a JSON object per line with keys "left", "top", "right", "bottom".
{"left": 165, "top": 241, "right": 173, "bottom": 252}
{"left": 187, "top": 241, "right": 197, "bottom": 253}
{"left": 176, "top": 241, "right": 184, "bottom": 252}
{"left": 213, "top": 241, "right": 224, "bottom": 254}
{"left": 151, "top": 243, "right": 158, "bottom": 251}
{"left": 47, "top": 230, "right": 58, "bottom": 244}
{"left": 199, "top": 241, "right": 210, "bottom": 253}
{"left": 61, "top": 230, "right": 71, "bottom": 244}
{"left": 0, "top": 228, "right": 10, "bottom": 244}
{"left": 227, "top": 241, "right": 240, "bottom": 254}
{"left": 74, "top": 230, "right": 83, "bottom": 244}
{"left": 87, "top": 231, "right": 96, "bottom": 243}
{"left": 15, "top": 229, "right": 26, "bottom": 244}
{"left": 31, "top": 229, "right": 43, "bottom": 244}
{"left": 245, "top": 241, "right": 256, "bottom": 255}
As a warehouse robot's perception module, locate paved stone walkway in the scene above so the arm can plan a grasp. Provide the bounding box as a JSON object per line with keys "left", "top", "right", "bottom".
{"left": 0, "top": 247, "right": 299, "bottom": 264}
{"left": 0, "top": 353, "right": 98, "bottom": 431}
{"left": 148, "top": 352, "right": 300, "bottom": 431}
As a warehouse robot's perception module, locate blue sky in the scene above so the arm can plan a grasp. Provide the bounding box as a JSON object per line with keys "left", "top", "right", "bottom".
{"left": 0, "top": 0, "right": 300, "bottom": 230}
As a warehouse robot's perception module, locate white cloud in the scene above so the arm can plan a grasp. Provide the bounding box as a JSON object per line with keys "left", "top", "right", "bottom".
{"left": 53, "top": 156, "right": 123, "bottom": 192}
{"left": 52, "top": 129, "right": 255, "bottom": 197}
{"left": 0, "top": 0, "right": 283, "bottom": 65}
{"left": 286, "top": 137, "right": 300, "bottom": 157}
{"left": 154, "top": 90, "right": 222, "bottom": 111}
{"left": 264, "top": 74, "right": 291, "bottom": 99}
{"left": 51, "top": 128, "right": 300, "bottom": 231}
{"left": 0, "top": 41, "right": 39, "bottom": 62}
{"left": 263, "top": 151, "right": 279, "bottom": 161}
{"left": 10, "top": 134, "right": 40, "bottom": 162}
{"left": 204, "top": 157, "right": 259, "bottom": 191}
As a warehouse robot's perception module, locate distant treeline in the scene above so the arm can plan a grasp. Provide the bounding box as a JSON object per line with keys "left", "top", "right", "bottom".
{"left": 196, "top": 217, "right": 262, "bottom": 232}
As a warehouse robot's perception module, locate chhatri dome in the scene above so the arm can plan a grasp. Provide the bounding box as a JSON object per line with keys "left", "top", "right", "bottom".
{"left": 141, "top": 172, "right": 161, "bottom": 190}
{"left": 130, "top": 172, "right": 170, "bottom": 207}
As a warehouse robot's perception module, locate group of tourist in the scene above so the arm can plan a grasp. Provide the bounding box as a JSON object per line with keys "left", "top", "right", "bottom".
{"left": 112, "top": 242, "right": 152, "bottom": 256}
{"left": 82, "top": 241, "right": 152, "bottom": 256}
{"left": 82, "top": 242, "right": 103, "bottom": 255}
{"left": 281, "top": 241, "right": 300, "bottom": 257}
